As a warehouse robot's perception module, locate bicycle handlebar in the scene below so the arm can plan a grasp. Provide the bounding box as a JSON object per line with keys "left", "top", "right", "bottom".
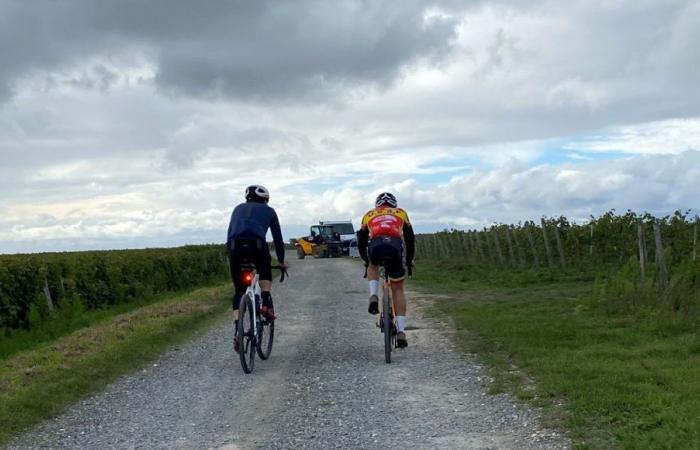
{"left": 272, "top": 265, "right": 288, "bottom": 283}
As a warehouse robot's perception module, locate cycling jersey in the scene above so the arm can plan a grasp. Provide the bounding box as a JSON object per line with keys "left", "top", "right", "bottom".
{"left": 357, "top": 206, "right": 415, "bottom": 269}
{"left": 361, "top": 206, "right": 411, "bottom": 238}
{"left": 227, "top": 202, "right": 285, "bottom": 264}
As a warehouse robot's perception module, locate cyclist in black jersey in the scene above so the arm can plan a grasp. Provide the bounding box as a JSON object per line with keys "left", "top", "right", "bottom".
{"left": 227, "top": 185, "right": 287, "bottom": 352}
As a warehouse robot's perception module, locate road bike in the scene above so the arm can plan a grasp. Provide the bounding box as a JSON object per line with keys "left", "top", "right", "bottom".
{"left": 236, "top": 263, "right": 287, "bottom": 374}
{"left": 376, "top": 258, "right": 397, "bottom": 364}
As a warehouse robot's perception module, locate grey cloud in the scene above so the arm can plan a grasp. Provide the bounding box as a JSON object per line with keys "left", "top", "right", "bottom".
{"left": 0, "top": 0, "right": 459, "bottom": 103}
{"left": 63, "top": 64, "right": 120, "bottom": 91}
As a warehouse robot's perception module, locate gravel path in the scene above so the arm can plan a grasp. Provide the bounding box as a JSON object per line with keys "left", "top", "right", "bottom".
{"left": 7, "top": 257, "right": 569, "bottom": 449}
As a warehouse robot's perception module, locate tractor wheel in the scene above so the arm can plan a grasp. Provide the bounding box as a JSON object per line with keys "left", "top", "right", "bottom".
{"left": 296, "top": 247, "right": 306, "bottom": 259}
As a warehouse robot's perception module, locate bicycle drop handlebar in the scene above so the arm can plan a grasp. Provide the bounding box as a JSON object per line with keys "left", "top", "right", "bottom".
{"left": 272, "top": 265, "right": 289, "bottom": 283}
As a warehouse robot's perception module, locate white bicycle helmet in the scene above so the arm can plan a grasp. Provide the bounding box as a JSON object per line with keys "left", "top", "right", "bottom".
{"left": 245, "top": 185, "right": 270, "bottom": 203}
{"left": 375, "top": 192, "right": 397, "bottom": 208}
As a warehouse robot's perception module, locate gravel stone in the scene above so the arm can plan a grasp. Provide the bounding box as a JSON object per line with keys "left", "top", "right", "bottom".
{"left": 6, "top": 257, "right": 570, "bottom": 449}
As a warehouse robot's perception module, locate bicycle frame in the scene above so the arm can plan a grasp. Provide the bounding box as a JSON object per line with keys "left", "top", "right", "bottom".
{"left": 237, "top": 264, "right": 286, "bottom": 373}
{"left": 377, "top": 263, "right": 398, "bottom": 363}
{"left": 378, "top": 265, "right": 396, "bottom": 325}
{"left": 244, "top": 272, "right": 261, "bottom": 343}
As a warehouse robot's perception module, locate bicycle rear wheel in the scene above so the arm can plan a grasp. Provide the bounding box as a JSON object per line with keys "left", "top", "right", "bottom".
{"left": 256, "top": 317, "right": 274, "bottom": 360}
{"left": 237, "top": 295, "right": 256, "bottom": 373}
{"left": 383, "top": 287, "right": 392, "bottom": 364}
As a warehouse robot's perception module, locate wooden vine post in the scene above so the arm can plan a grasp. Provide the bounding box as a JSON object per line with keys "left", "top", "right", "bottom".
{"left": 653, "top": 221, "right": 669, "bottom": 292}
{"left": 472, "top": 231, "right": 480, "bottom": 262}
{"left": 540, "top": 218, "right": 555, "bottom": 268}
{"left": 483, "top": 229, "right": 496, "bottom": 265}
{"left": 694, "top": 215, "right": 698, "bottom": 262}
{"left": 525, "top": 224, "right": 540, "bottom": 269}
{"left": 43, "top": 276, "right": 55, "bottom": 312}
{"left": 440, "top": 233, "right": 450, "bottom": 257}
{"left": 452, "top": 232, "right": 462, "bottom": 259}
{"left": 589, "top": 224, "right": 594, "bottom": 257}
{"left": 443, "top": 232, "right": 452, "bottom": 259}
{"left": 460, "top": 231, "right": 472, "bottom": 262}
{"left": 454, "top": 232, "right": 463, "bottom": 259}
{"left": 491, "top": 226, "right": 505, "bottom": 265}
{"left": 553, "top": 223, "right": 567, "bottom": 270}
{"left": 510, "top": 226, "right": 526, "bottom": 267}
{"left": 442, "top": 232, "right": 452, "bottom": 259}
{"left": 637, "top": 219, "right": 646, "bottom": 281}
{"left": 504, "top": 225, "right": 517, "bottom": 267}
{"left": 441, "top": 233, "right": 450, "bottom": 257}
{"left": 473, "top": 231, "right": 485, "bottom": 263}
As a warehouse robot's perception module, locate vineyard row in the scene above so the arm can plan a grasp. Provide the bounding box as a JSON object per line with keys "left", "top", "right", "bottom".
{"left": 0, "top": 245, "right": 229, "bottom": 331}
{"left": 415, "top": 210, "right": 699, "bottom": 288}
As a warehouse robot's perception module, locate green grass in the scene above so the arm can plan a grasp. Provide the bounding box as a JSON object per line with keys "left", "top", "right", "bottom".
{"left": 412, "top": 262, "right": 700, "bottom": 449}
{"left": 0, "top": 286, "right": 221, "bottom": 361}
{"left": 0, "top": 284, "right": 230, "bottom": 445}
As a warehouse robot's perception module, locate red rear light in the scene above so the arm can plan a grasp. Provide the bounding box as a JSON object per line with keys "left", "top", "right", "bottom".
{"left": 241, "top": 270, "right": 254, "bottom": 286}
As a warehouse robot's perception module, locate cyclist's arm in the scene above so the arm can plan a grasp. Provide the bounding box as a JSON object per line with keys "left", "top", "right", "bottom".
{"left": 270, "top": 209, "right": 286, "bottom": 263}
{"left": 357, "top": 227, "right": 369, "bottom": 264}
{"left": 226, "top": 208, "right": 237, "bottom": 251}
{"left": 403, "top": 222, "right": 415, "bottom": 265}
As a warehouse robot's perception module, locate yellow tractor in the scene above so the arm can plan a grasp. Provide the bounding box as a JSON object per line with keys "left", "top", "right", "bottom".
{"left": 295, "top": 224, "right": 342, "bottom": 259}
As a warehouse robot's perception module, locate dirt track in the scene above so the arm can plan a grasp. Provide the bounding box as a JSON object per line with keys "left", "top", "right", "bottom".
{"left": 7, "top": 256, "right": 569, "bottom": 449}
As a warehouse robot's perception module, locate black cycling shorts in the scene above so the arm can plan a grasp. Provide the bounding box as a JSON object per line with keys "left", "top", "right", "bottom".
{"left": 228, "top": 238, "right": 272, "bottom": 282}
{"left": 368, "top": 237, "right": 405, "bottom": 281}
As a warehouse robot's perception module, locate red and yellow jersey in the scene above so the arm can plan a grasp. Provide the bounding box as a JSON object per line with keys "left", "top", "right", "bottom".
{"left": 361, "top": 206, "right": 411, "bottom": 238}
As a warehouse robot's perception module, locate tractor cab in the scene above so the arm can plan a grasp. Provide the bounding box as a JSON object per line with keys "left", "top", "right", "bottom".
{"left": 296, "top": 224, "right": 343, "bottom": 259}
{"left": 309, "top": 225, "right": 336, "bottom": 243}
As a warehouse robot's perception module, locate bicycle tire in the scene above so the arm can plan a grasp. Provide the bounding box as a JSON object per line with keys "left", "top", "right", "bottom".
{"left": 238, "top": 295, "right": 256, "bottom": 374}
{"left": 256, "top": 317, "right": 274, "bottom": 360}
{"left": 383, "top": 286, "right": 392, "bottom": 364}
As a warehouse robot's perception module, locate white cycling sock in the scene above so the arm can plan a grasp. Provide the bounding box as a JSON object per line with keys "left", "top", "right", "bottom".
{"left": 369, "top": 280, "right": 379, "bottom": 297}
{"left": 396, "top": 316, "right": 406, "bottom": 332}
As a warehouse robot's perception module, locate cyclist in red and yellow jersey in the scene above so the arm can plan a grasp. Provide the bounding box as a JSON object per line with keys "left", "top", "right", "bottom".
{"left": 357, "top": 192, "right": 415, "bottom": 348}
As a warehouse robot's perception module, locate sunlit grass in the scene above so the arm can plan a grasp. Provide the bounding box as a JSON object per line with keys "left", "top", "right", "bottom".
{"left": 412, "top": 262, "right": 700, "bottom": 449}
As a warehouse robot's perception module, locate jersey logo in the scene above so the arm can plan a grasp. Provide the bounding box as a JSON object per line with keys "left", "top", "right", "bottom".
{"left": 363, "top": 208, "right": 408, "bottom": 238}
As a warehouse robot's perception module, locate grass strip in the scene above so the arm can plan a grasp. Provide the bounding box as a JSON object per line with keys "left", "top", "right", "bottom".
{"left": 0, "top": 284, "right": 230, "bottom": 445}
{"left": 0, "top": 283, "right": 229, "bottom": 361}
{"left": 411, "top": 265, "right": 700, "bottom": 449}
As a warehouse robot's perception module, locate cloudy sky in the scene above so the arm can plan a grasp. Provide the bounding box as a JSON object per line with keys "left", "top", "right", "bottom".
{"left": 1, "top": 0, "right": 699, "bottom": 253}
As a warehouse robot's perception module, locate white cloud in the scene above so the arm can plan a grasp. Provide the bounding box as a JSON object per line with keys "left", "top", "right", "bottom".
{"left": 565, "top": 118, "right": 700, "bottom": 154}
{"left": 391, "top": 151, "right": 700, "bottom": 227}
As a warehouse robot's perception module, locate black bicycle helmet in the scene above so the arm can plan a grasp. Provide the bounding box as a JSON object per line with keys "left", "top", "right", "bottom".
{"left": 245, "top": 185, "right": 270, "bottom": 203}
{"left": 375, "top": 192, "right": 397, "bottom": 208}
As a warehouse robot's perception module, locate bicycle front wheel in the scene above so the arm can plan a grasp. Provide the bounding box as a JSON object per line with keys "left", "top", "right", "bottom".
{"left": 383, "top": 287, "right": 392, "bottom": 364}
{"left": 256, "top": 317, "right": 274, "bottom": 360}
{"left": 238, "top": 295, "right": 256, "bottom": 374}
